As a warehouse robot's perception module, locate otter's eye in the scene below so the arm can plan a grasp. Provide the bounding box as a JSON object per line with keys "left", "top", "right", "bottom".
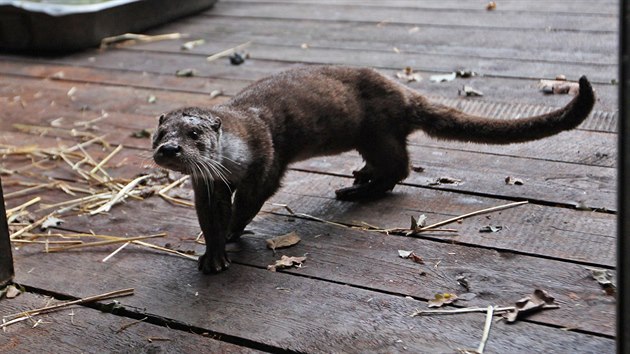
{"left": 189, "top": 130, "right": 200, "bottom": 140}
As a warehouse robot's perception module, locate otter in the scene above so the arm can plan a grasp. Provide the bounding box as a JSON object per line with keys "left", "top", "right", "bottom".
{"left": 152, "top": 66, "right": 595, "bottom": 274}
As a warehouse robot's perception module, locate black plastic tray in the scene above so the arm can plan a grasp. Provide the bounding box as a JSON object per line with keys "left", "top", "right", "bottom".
{"left": 0, "top": 0, "right": 217, "bottom": 52}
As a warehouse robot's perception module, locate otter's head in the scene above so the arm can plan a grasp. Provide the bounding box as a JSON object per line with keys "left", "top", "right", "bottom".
{"left": 152, "top": 107, "right": 223, "bottom": 180}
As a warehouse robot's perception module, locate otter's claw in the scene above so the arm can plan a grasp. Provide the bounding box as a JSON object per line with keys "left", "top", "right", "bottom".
{"left": 198, "top": 250, "right": 231, "bottom": 274}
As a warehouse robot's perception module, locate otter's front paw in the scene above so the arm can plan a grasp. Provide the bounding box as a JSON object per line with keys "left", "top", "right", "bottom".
{"left": 198, "top": 250, "right": 231, "bottom": 274}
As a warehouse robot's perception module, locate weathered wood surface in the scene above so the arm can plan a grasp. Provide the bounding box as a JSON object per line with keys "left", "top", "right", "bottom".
{"left": 0, "top": 292, "right": 262, "bottom": 353}
{"left": 0, "top": 0, "right": 617, "bottom": 352}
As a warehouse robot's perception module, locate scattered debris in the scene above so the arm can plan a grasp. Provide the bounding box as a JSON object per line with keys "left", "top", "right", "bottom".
{"left": 266, "top": 231, "right": 301, "bottom": 251}
{"left": 206, "top": 41, "right": 251, "bottom": 63}
{"left": 428, "top": 293, "right": 458, "bottom": 308}
{"left": 398, "top": 250, "right": 413, "bottom": 258}
{"left": 100, "top": 33, "right": 185, "bottom": 49}
{"left": 456, "top": 275, "right": 470, "bottom": 292}
{"left": 505, "top": 289, "right": 558, "bottom": 323}
{"left": 41, "top": 216, "right": 64, "bottom": 230}
{"left": 116, "top": 317, "right": 148, "bottom": 333}
{"left": 0, "top": 288, "right": 134, "bottom": 329}
{"left": 147, "top": 95, "right": 157, "bottom": 104}
{"left": 456, "top": 70, "right": 477, "bottom": 78}
{"left": 479, "top": 225, "right": 503, "bottom": 233}
{"left": 505, "top": 176, "right": 524, "bottom": 185}
{"left": 181, "top": 39, "right": 205, "bottom": 50}
{"left": 131, "top": 129, "right": 152, "bottom": 139}
{"left": 486, "top": 1, "right": 497, "bottom": 11}
{"left": 430, "top": 72, "right": 456, "bottom": 83}
{"left": 587, "top": 267, "right": 616, "bottom": 296}
{"left": 301, "top": 43, "right": 309, "bottom": 49}
{"left": 175, "top": 68, "right": 197, "bottom": 77}
{"left": 209, "top": 90, "right": 223, "bottom": 99}
{"left": 396, "top": 67, "right": 423, "bottom": 82}
{"left": 459, "top": 85, "right": 484, "bottom": 97}
{"left": 412, "top": 165, "right": 425, "bottom": 173}
{"left": 398, "top": 250, "right": 425, "bottom": 264}
{"left": 1, "top": 284, "right": 23, "bottom": 299}
{"left": 555, "top": 74, "right": 567, "bottom": 81}
{"left": 229, "top": 52, "right": 246, "bottom": 65}
{"left": 429, "top": 176, "right": 462, "bottom": 186}
{"left": 410, "top": 214, "right": 427, "bottom": 231}
{"left": 267, "top": 255, "right": 307, "bottom": 271}
{"left": 539, "top": 79, "right": 579, "bottom": 95}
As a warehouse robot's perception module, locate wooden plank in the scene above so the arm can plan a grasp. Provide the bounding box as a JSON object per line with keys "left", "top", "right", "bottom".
{"left": 0, "top": 292, "right": 261, "bottom": 353}
{"left": 227, "top": 0, "right": 618, "bottom": 15}
{"left": 11, "top": 246, "right": 614, "bottom": 353}
{"left": 0, "top": 71, "right": 618, "bottom": 165}
{"left": 8, "top": 188, "right": 616, "bottom": 338}
{"left": 293, "top": 146, "right": 616, "bottom": 211}
{"left": 208, "top": 1, "right": 617, "bottom": 32}
{"left": 269, "top": 171, "right": 616, "bottom": 266}
{"left": 0, "top": 177, "right": 14, "bottom": 287}
{"left": 0, "top": 57, "right": 619, "bottom": 112}
{"left": 142, "top": 14, "right": 617, "bottom": 65}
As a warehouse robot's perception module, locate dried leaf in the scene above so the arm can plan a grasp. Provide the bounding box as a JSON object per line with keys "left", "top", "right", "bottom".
{"left": 175, "top": 68, "right": 196, "bottom": 77}
{"left": 41, "top": 216, "right": 64, "bottom": 230}
{"left": 430, "top": 72, "right": 456, "bottom": 83}
{"left": 267, "top": 255, "right": 307, "bottom": 272}
{"left": 539, "top": 80, "right": 579, "bottom": 95}
{"left": 396, "top": 67, "right": 423, "bottom": 82}
{"left": 505, "top": 176, "right": 524, "bottom": 185}
{"left": 505, "top": 289, "right": 556, "bottom": 323}
{"left": 479, "top": 225, "right": 503, "bottom": 233}
{"left": 459, "top": 85, "right": 484, "bottom": 97}
{"left": 587, "top": 268, "right": 616, "bottom": 296}
{"left": 486, "top": 1, "right": 496, "bottom": 10}
{"left": 398, "top": 250, "right": 413, "bottom": 258}
{"left": 266, "top": 231, "right": 301, "bottom": 251}
{"left": 409, "top": 253, "right": 425, "bottom": 264}
{"left": 1, "top": 284, "right": 23, "bottom": 299}
{"left": 410, "top": 214, "right": 427, "bottom": 230}
{"left": 5, "top": 285, "right": 22, "bottom": 299}
{"left": 428, "top": 293, "right": 458, "bottom": 308}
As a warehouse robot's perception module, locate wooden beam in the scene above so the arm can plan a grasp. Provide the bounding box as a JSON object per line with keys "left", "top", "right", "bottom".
{"left": 0, "top": 176, "right": 14, "bottom": 287}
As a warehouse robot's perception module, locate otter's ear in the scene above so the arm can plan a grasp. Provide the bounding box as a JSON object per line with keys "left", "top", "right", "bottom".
{"left": 210, "top": 117, "right": 222, "bottom": 132}
{"left": 158, "top": 114, "right": 166, "bottom": 125}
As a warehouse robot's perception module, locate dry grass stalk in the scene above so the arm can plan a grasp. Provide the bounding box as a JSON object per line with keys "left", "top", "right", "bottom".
{"left": 47, "top": 233, "right": 166, "bottom": 252}
{"left": 206, "top": 41, "right": 252, "bottom": 62}
{"left": 10, "top": 213, "right": 56, "bottom": 239}
{"left": 1, "top": 288, "right": 135, "bottom": 329}
{"left": 416, "top": 201, "right": 528, "bottom": 232}
{"left": 100, "top": 33, "right": 185, "bottom": 49}
{"left": 90, "top": 174, "right": 151, "bottom": 215}
{"left": 101, "top": 242, "right": 130, "bottom": 262}
{"left": 6, "top": 197, "right": 41, "bottom": 216}
{"left": 90, "top": 144, "right": 123, "bottom": 175}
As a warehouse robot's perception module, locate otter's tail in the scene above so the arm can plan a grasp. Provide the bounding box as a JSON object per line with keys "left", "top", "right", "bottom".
{"left": 414, "top": 76, "right": 595, "bottom": 144}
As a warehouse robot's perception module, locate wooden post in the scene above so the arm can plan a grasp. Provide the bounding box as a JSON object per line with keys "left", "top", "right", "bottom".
{"left": 0, "top": 177, "right": 14, "bottom": 287}
{"left": 619, "top": 1, "right": 629, "bottom": 353}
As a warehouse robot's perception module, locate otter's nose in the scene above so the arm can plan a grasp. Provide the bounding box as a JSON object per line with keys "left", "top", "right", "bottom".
{"left": 158, "top": 144, "right": 181, "bottom": 157}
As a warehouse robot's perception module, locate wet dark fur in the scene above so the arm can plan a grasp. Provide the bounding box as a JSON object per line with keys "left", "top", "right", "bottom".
{"left": 152, "top": 66, "right": 595, "bottom": 273}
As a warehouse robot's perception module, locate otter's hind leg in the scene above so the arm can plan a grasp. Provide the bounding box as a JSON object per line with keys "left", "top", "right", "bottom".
{"left": 335, "top": 136, "right": 410, "bottom": 201}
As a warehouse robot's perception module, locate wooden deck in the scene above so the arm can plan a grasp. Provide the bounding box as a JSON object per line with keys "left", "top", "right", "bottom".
{"left": 0, "top": 1, "right": 618, "bottom": 352}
